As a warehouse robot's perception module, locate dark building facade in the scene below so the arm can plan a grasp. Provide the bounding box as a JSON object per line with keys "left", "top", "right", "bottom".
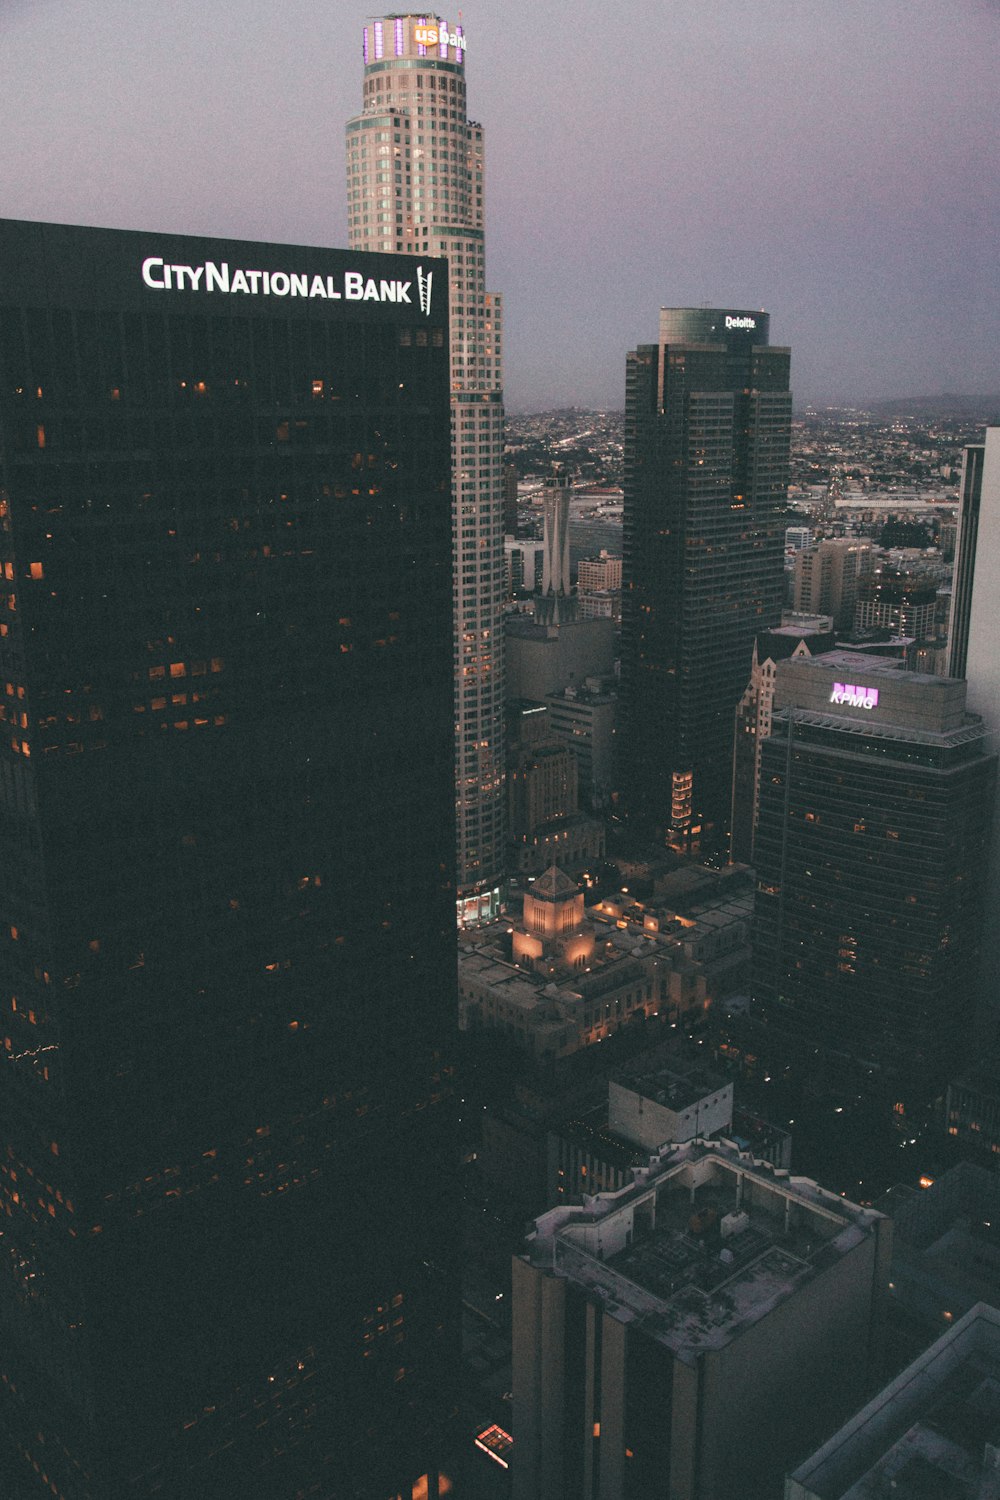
{"left": 947, "top": 441, "right": 986, "bottom": 678}
{"left": 752, "top": 655, "right": 996, "bottom": 1106}
{"left": 619, "top": 308, "right": 790, "bottom": 848}
{"left": 0, "top": 220, "right": 457, "bottom": 1499}
{"left": 729, "top": 623, "right": 835, "bottom": 865}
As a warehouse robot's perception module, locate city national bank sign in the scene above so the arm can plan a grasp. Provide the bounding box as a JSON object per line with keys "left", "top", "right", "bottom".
{"left": 141, "top": 257, "right": 435, "bottom": 316}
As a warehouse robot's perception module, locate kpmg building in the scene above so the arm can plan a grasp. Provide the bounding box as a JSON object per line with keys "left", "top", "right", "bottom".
{"left": 0, "top": 220, "right": 458, "bottom": 1498}
{"left": 752, "top": 654, "right": 996, "bottom": 1108}
{"left": 619, "top": 308, "right": 790, "bottom": 850}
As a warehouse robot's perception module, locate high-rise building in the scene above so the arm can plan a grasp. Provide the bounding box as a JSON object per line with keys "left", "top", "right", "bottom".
{"left": 752, "top": 653, "right": 996, "bottom": 1106}
{"left": 619, "top": 308, "right": 791, "bottom": 848}
{"left": 792, "top": 537, "right": 876, "bottom": 630}
{"left": 957, "top": 427, "right": 1000, "bottom": 1025}
{"left": 0, "top": 219, "right": 458, "bottom": 1500}
{"left": 947, "top": 439, "right": 988, "bottom": 678}
{"left": 504, "top": 535, "right": 544, "bottom": 598}
{"left": 853, "top": 566, "right": 937, "bottom": 639}
{"left": 729, "top": 622, "right": 835, "bottom": 865}
{"left": 512, "top": 1139, "right": 888, "bottom": 1500}
{"left": 576, "top": 551, "right": 622, "bottom": 595}
{"left": 505, "top": 704, "right": 604, "bottom": 878}
{"left": 347, "top": 14, "right": 505, "bottom": 927}
{"left": 502, "top": 461, "right": 519, "bottom": 537}
{"left": 577, "top": 551, "right": 622, "bottom": 624}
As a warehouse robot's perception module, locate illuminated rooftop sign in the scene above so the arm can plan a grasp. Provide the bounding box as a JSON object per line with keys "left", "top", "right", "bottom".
{"left": 413, "top": 20, "right": 466, "bottom": 52}
{"left": 725, "top": 315, "right": 756, "bottom": 330}
{"left": 830, "top": 682, "right": 879, "bottom": 710}
{"left": 140, "top": 258, "right": 434, "bottom": 315}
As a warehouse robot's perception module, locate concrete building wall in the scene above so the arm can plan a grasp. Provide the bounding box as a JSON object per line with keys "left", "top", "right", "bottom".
{"left": 773, "top": 655, "right": 968, "bottom": 731}
{"left": 696, "top": 1228, "right": 886, "bottom": 1500}
{"left": 608, "top": 1079, "right": 733, "bottom": 1151}
{"left": 506, "top": 616, "right": 616, "bottom": 702}
{"left": 961, "top": 427, "right": 1000, "bottom": 1023}
{"left": 512, "top": 1256, "right": 567, "bottom": 1500}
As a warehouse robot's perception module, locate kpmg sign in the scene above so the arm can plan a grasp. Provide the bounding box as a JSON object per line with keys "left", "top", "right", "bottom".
{"left": 830, "top": 682, "right": 879, "bottom": 710}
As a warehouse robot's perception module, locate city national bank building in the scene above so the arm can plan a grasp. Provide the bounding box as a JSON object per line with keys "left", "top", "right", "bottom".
{"left": 0, "top": 219, "right": 459, "bottom": 1500}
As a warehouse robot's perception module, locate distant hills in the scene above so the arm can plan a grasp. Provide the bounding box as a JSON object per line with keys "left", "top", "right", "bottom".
{"left": 856, "top": 394, "right": 1000, "bottom": 420}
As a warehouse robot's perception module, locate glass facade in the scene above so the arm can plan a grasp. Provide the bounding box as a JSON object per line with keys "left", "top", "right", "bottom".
{"left": 752, "top": 699, "right": 996, "bottom": 1103}
{"left": 0, "top": 219, "right": 458, "bottom": 1499}
{"left": 619, "top": 310, "right": 790, "bottom": 849}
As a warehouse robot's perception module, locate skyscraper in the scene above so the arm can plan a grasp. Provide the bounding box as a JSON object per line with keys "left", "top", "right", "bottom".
{"left": 792, "top": 538, "right": 875, "bottom": 632}
{"left": 957, "top": 427, "right": 1000, "bottom": 1021}
{"left": 0, "top": 219, "right": 458, "bottom": 1499}
{"left": 619, "top": 308, "right": 791, "bottom": 848}
{"left": 947, "top": 439, "right": 988, "bottom": 678}
{"left": 347, "top": 14, "right": 505, "bottom": 927}
{"left": 752, "top": 653, "right": 996, "bottom": 1106}
{"left": 729, "top": 621, "right": 835, "bottom": 865}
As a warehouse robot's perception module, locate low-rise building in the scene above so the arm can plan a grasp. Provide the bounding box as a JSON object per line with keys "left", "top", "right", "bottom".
{"left": 459, "top": 868, "right": 754, "bottom": 1065}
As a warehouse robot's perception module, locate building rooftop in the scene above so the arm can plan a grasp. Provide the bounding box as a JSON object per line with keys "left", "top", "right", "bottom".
{"left": 525, "top": 1140, "right": 881, "bottom": 1364}
{"left": 621, "top": 1062, "right": 729, "bottom": 1117}
{"left": 788, "top": 1303, "right": 1000, "bottom": 1500}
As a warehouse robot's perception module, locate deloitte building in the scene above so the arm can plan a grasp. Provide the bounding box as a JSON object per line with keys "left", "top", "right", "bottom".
{"left": 0, "top": 220, "right": 458, "bottom": 1499}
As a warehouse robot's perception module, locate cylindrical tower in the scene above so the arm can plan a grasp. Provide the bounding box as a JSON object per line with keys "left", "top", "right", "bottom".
{"left": 347, "top": 15, "right": 506, "bottom": 926}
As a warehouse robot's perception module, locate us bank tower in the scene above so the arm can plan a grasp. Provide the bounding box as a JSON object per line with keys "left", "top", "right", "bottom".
{"left": 347, "top": 15, "right": 505, "bottom": 925}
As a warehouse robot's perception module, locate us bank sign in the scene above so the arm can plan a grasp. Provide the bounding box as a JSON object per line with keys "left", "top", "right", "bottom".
{"left": 141, "top": 257, "right": 435, "bottom": 315}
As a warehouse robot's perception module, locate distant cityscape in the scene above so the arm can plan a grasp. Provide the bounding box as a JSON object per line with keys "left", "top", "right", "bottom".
{"left": 1, "top": 11, "right": 999, "bottom": 1500}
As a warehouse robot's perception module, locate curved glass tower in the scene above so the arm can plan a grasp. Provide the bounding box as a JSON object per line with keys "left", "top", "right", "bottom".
{"left": 346, "top": 15, "right": 505, "bottom": 925}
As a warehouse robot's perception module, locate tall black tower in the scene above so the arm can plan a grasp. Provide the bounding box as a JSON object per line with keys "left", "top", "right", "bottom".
{"left": 619, "top": 308, "right": 790, "bottom": 849}
{"left": 0, "top": 220, "right": 458, "bottom": 1499}
{"left": 752, "top": 654, "right": 996, "bottom": 1107}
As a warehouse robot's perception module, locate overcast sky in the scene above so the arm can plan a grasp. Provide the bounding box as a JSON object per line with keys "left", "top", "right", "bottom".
{"left": 2, "top": 0, "right": 997, "bottom": 409}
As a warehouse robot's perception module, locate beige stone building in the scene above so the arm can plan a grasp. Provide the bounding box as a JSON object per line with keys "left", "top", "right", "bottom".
{"left": 513, "top": 1141, "right": 889, "bottom": 1500}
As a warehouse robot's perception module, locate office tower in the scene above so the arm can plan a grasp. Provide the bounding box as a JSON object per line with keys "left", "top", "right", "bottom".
{"left": 853, "top": 566, "right": 937, "bottom": 638}
{"left": 512, "top": 1139, "right": 888, "bottom": 1500}
{"left": 577, "top": 551, "right": 622, "bottom": 595}
{"left": 752, "top": 653, "right": 996, "bottom": 1107}
{"left": 619, "top": 308, "right": 791, "bottom": 848}
{"left": 729, "top": 621, "right": 835, "bottom": 865}
{"left": 576, "top": 551, "right": 622, "bottom": 624}
{"left": 948, "top": 440, "right": 988, "bottom": 677}
{"left": 0, "top": 220, "right": 458, "bottom": 1500}
{"left": 504, "top": 535, "right": 544, "bottom": 598}
{"left": 503, "top": 462, "right": 519, "bottom": 537}
{"left": 506, "top": 704, "right": 604, "bottom": 878}
{"left": 792, "top": 537, "right": 875, "bottom": 630}
{"left": 544, "top": 679, "right": 616, "bottom": 810}
{"left": 347, "top": 14, "right": 505, "bottom": 927}
{"left": 784, "top": 524, "right": 812, "bottom": 550}
{"left": 960, "top": 427, "right": 1000, "bottom": 1022}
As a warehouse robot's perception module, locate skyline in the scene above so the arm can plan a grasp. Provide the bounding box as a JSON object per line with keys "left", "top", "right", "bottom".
{"left": 1, "top": 0, "right": 998, "bottom": 409}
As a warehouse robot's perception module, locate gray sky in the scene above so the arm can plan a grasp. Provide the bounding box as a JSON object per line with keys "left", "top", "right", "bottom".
{"left": 2, "top": 0, "right": 997, "bottom": 409}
